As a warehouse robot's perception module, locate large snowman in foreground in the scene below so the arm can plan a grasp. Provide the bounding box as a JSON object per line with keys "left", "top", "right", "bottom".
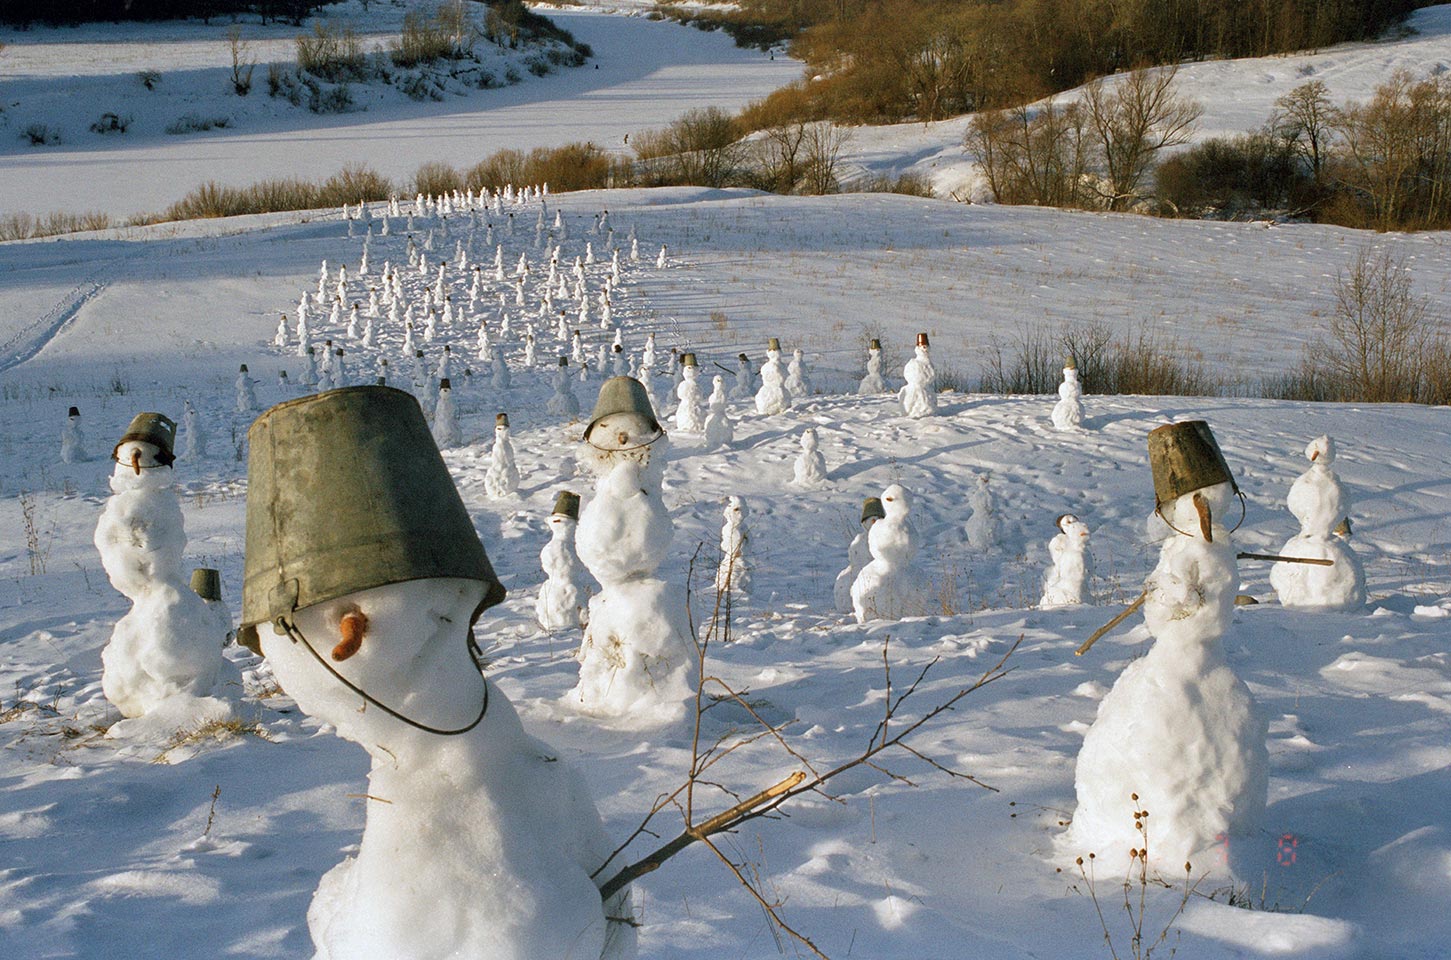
{"left": 239, "top": 386, "right": 634, "bottom": 960}
{"left": 851, "top": 483, "right": 929, "bottom": 622}
{"left": 1067, "top": 421, "right": 1267, "bottom": 870}
{"left": 96, "top": 412, "right": 237, "bottom": 735}
{"left": 1270, "top": 435, "right": 1365, "bottom": 610}
{"left": 571, "top": 377, "right": 697, "bottom": 724}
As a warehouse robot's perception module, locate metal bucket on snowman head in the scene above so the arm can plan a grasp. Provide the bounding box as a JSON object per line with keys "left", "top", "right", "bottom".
{"left": 552, "top": 490, "right": 580, "bottom": 520}
{"left": 768, "top": 337, "right": 781, "bottom": 352}
{"left": 190, "top": 568, "right": 223, "bottom": 602}
{"left": 113, "top": 412, "right": 177, "bottom": 468}
{"left": 681, "top": 352, "right": 698, "bottom": 368}
{"left": 861, "top": 497, "right": 885, "bottom": 524}
{"left": 916, "top": 332, "right": 930, "bottom": 348}
{"left": 583, "top": 376, "right": 663, "bottom": 446}
{"left": 237, "top": 385, "right": 504, "bottom": 656}
{"left": 1147, "top": 420, "right": 1243, "bottom": 537}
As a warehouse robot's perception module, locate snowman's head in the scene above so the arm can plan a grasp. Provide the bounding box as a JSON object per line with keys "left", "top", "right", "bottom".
{"left": 712, "top": 375, "right": 724, "bottom": 391}
{"left": 801, "top": 427, "right": 818, "bottom": 450}
{"left": 1305, "top": 435, "right": 1335, "bottom": 465}
{"left": 113, "top": 440, "right": 167, "bottom": 472}
{"left": 881, "top": 484, "right": 912, "bottom": 519}
{"left": 1057, "top": 513, "right": 1090, "bottom": 541}
{"left": 1162, "top": 481, "right": 1236, "bottom": 543}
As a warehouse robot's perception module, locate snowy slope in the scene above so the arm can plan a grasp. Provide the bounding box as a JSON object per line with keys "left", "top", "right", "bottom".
{"left": 1, "top": 190, "right": 1449, "bottom": 959}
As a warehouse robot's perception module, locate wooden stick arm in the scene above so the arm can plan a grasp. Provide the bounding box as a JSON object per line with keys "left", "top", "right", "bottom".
{"left": 1236, "top": 552, "right": 1334, "bottom": 566}
{"left": 1075, "top": 591, "right": 1147, "bottom": 657}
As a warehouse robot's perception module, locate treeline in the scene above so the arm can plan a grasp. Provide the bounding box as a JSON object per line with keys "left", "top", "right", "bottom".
{"left": 728, "top": 0, "right": 1425, "bottom": 126}
{"left": 0, "top": 1, "right": 330, "bottom": 26}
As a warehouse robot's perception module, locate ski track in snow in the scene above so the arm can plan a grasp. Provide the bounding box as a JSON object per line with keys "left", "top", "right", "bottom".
{"left": 0, "top": 276, "right": 110, "bottom": 374}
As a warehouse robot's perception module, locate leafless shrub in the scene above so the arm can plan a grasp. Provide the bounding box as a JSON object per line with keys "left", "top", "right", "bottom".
{"left": 1080, "top": 65, "right": 1202, "bottom": 211}
{"left": 227, "top": 26, "right": 256, "bottom": 96}
{"left": 980, "top": 322, "right": 1218, "bottom": 396}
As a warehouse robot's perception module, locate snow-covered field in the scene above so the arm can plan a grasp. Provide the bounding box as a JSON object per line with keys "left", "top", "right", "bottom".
{"left": 3, "top": 6, "right": 1451, "bottom": 960}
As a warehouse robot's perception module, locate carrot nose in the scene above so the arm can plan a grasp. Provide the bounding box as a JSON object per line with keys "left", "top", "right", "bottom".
{"left": 1192, "top": 492, "right": 1214, "bottom": 543}
{"left": 130, "top": 449, "right": 142, "bottom": 476}
{"left": 332, "top": 611, "right": 368, "bottom": 662}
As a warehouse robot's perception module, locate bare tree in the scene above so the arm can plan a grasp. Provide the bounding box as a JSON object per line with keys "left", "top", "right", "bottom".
{"left": 1334, "top": 70, "right": 1451, "bottom": 230}
{"left": 756, "top": 122, "right": 809, "bottom": 192}
{"left": 1081, "top": 64, "right": 1202, "bottom": 210}
{"left": 1272, "top": 80, "right": 1338, "bottom": 179}
{"left": 227, "top": 26, "right": 256, "bottom": 96}
{"left": 801, "top": 121, "right": 849, "bottom": 194}
{"left": 965, "top": 97, "right": 1091, "bottom": 207}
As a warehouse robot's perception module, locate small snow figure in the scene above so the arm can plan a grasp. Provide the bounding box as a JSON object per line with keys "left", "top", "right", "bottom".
{"left": 1067, "top": 421, "right": 1268, "bottom": 871}
{"left": 834, "top": 498, "right": 884, "bottom": 614}
{"left": 547, "top": 357, "right": 580, "bottom": 418}
{"left": 96, "top": 414, "right": 237, "bottom": 733}
{"left": 754, "top": 338, "right": 793, "bottom": 415}
{"left": 1270, "top": 435, "right": 1365, "bottom": 610}
{"left": 433, "top": 379, "right": 462, "bottom": 448}
{"left": 189, "top": 567, "right": 233, "bottom": 646}
{"left": 730, "top": 352, "right": 755, "bottom": 401}
{"left": 655, "top": 244, "right": 667, "bottom": 268}
{"left": 1040, "top": 514, "right": 1092, "bottom": 606}
{"left": 611, "top": 343, "right": 628, "bottom": 377}
{"left": 300, "top": 346, "right": 319, "bottom": 389}
{"left": 784, "top": 348, "right": 811, "bottom": 398}
{"left": 858, "top": 338, "right": 887, "bottom": 394}
{"left": 61, "top": 405, "right": 89, "bottom": 463}
{"left": 898, "top": 332, "right": 936, "bottom": 419}
{"left": 1051, "top": 357, "right": 1084, "bottom": 432}
{"left": 673, "top": 353, "right": 706, "bottom": 433}
{"left": 179, "top": 399, "right": 207, "bottom": 460}
{"left": 702, "top": 375, "right": 734, "bottom": 450}
{"left": 491, "top": 349, "right": 512, "bottom": 391}
{"left": 714, "top": 496, "right": 750, "bottom": 596}
{"left": 851, "top": 484, "right": 929, "bottom": 623}
{"left": 235, "top": 364, "right": 260, "bottom": 413}
{"left": 484, "top": 413, "right": 520, "bottom": 499}
{"left": 238, "top": 388, "right": 633, "bottom": 960}
{"left": 966, "top": 473, "right": 1000, "bottom": 550}
{"left": 273, "top": 313, "right": 289, "bottom": 349}
{"left": 536, "top": 491, "right": 589, "bottom": 632}
{"left": 792, "top": 427, "right": 828, "bottom": 487}
{"left": 571, "top": 378, "right": 695, "bottom": 724}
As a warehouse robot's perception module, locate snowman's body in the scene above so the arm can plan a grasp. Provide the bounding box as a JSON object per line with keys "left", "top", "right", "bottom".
{"left": 61, "top": 414, "right": 88, "bottom": 463}
{"left": 1051, "top": 366, "right": 1084, "bottom": 431}
{"left": 784, "top": 349, "right": 811, "bottom": 398}
{"left": 236, "top": 370, "right": 259, "bottom": 413}
{"left": 260, "top": 579, "right": 633, "bottom": 960}
{"left": 491, "top": 351, "right": 511, "bottom": 391}
{"left": 858, "top": 347, "right": 886, "bottom": 395}
{"left": 1040, "top": 515, "right": 1092, "bottom": 606}
{"left": 536, "top": 515, "right": 588, "bottom": 631}
{"left": 180, "top": 401, "right": 206, "bottom": 460}
{"left": 96, "top": 441, "right": 236, "bottom": 723}
{"left": 432, "top": 387, "right": 461, "bottom": 448}
{"left": 572, "top": 417, "right": 694, "bottom": 723}
{"left": 674, "top": 366, "right": 706, "bottom": 433}
{"left": 833, "top": 518, "right": 877, "bottom": 614}
{"left": 851, "top": 485, "right": 929, "bottom": 622}
{"left": 898, "top": 345, "right": 936, "bottom": 418}
{"left": 714, "top": 496, "right": 750, "bottom": 596}
{"left": 1069, "top": 483, "right": 1267, "bottom": 869}
{"left": 965, "top": 475, "right": 1000, "bottom": 550}
{"left": 1270, "top": 437, "right": 1365, "bottom": 609}
{"left": 702, "top": 377, "right": 734, "bottom": 449}
{"left": 730, "top": 358, "right": 754, "bottom": 401}
{"left": 484, "top": 424, "right": 520, "bottom": 499}
{"left": 547, "top": 366, "right": 580, "bottom": 417}
{"left": 792, "top": 428, "right": 828, "bottom": 487}
{"left": 754, "top": 348, "right": 793, "bottom": 415}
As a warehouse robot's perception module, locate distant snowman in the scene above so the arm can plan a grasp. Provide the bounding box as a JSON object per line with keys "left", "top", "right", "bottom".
{"left": 60, "top": 405, "right": 89, "bottom": 463}
{"left": 1270, "top": 435, "right": 1365, "bottom": 609}
{"left": 714, "top": 495, "right": 750, "bottom": 596}
{"left": 730, "top": 353, "right": 755, "bottom": 401}
{"left": 702, "top": 375, "right": 734, "bottom": 450}
{"left": 1067, "top": 421, "right": 1267, "bottom": 871}
{"left": 858, "top": 338, "right": 887, "bottom": 395}
{"left": 673, "top": 353, "right": 706, "bottom": 433}
{"left": 547, "top": 357, "right": 580, "bottom": 417}
{"left": 1051, "top": 357, "right": 1084, "bottom": 431}
{"left": 1040, "top": 513, "right": 1092, "bottom": 606}
{"left": 851, "top": 484, "right": 930, "bottom": 622}
{"left": 792, "top": 427, "right": 828, "bottom": 487}
{"left": 755, "top": 337, "right": 793, "bottom": 415}
{"left": 484, "top": 413, "right": 520, "bottom": 499}
{"left": 898, "top": 333, "right": 936, "bottom": 418}
{"left": 239, "top": 387, "right": 634, "bottom": 960}
{"left": 965, "top": 473, "right": 1001, "bottom": 550}
{"left": 571, "top": 377, "right": 696, "bottom": 724}
{"left": 536, "top": 491, "right": 589, "bottom": 632}
{"left": 834, "top": 498, "right": 884, "bottom": 614}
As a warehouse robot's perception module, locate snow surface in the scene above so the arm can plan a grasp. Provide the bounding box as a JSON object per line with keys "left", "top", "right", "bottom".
{"left": 3, "top": 7, "right": 1451, "bottom": 959}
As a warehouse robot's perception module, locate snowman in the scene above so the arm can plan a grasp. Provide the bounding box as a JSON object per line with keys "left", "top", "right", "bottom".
{"left": 1067, "top": 420, "right": 1268, "bottom": 870}
{"left": 858, "top": 338, "right": 887, "bottom": 395}
{"left": 238, "top": 387, "right": 634, "bottom": 960}
{"left": 536, "top": 491, "right": 589, "bottom": 632}
{"left": 432, "top": 379, "right": 461, "bottom": 448}
{"left": 542, "top": 357, "right": 576, "bottom": 416}
{"left": 236, "top": 364, "right": 260, "bottom": 413}
{"left": 834, "top": 498, "right": 884, "bottom": 614}
{"left": 1040, "top": 513, "right": 1092, "bottom": 606}
{"left": 965, "top": 473, "right": 1000, "bottom": 550}
{"left": 1270, "top": 435, "right": 1365, "bottom": 609}
{"left": 484, "top": 413, "right": 520, "bottom": 499}
{"left": 1051, "top": 357, "right": 1084, "bottom": 431}
{"left": 792, "top": 427, "right": 828, "bottom": 487}
{"left": 714, "top": 495, "right": 750, "bottom": 597}
{"left": 95, "top": 413, "right": 237, "bottom": 734}
{"left": 851, "top": 484, "right": 930, "bottom": 623}
{"left": 702, "top": 375, "right": 734, "bottom": 450}
{"left": 730, "top": 353, "right": 755, "bottom": 401}
{"left": 571, "top": 377, "right": 696, "bottom": 724}
{"left": 673, "top": 353, "right": 706, "bottom": 433}
{"left": 60, "top": 405, "right": 89, "bottom": 463}
{"left": 189, "top": 567, "right": 233, "bottom": 646}
{"left": 754, "top": 337, "right": 793, "bottom": 415}
{"left": 898, "top": 333, "right": 936, "bottom": 419}
{"left": 784, "top": 348, "right": 811, "bottom": 398}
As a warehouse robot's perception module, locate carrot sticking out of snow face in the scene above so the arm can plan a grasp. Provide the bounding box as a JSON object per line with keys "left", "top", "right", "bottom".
{"left": 1192, "top": 492, "right": 1213, "bottom": 542}
{"left": 130, "top": 449, "right": 142, "bottom": 476}
{"left": 333, "top": 610, "right": 368, "bottom": 662}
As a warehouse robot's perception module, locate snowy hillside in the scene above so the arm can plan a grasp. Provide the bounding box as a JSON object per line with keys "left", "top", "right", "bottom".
{"left": 1, "top": 188, "right": 1450, "bottom": 959}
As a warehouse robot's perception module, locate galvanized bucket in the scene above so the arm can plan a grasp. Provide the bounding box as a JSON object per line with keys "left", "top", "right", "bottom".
{"left": 1148, "top": 420, "right": 1239, "bottom": 510}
